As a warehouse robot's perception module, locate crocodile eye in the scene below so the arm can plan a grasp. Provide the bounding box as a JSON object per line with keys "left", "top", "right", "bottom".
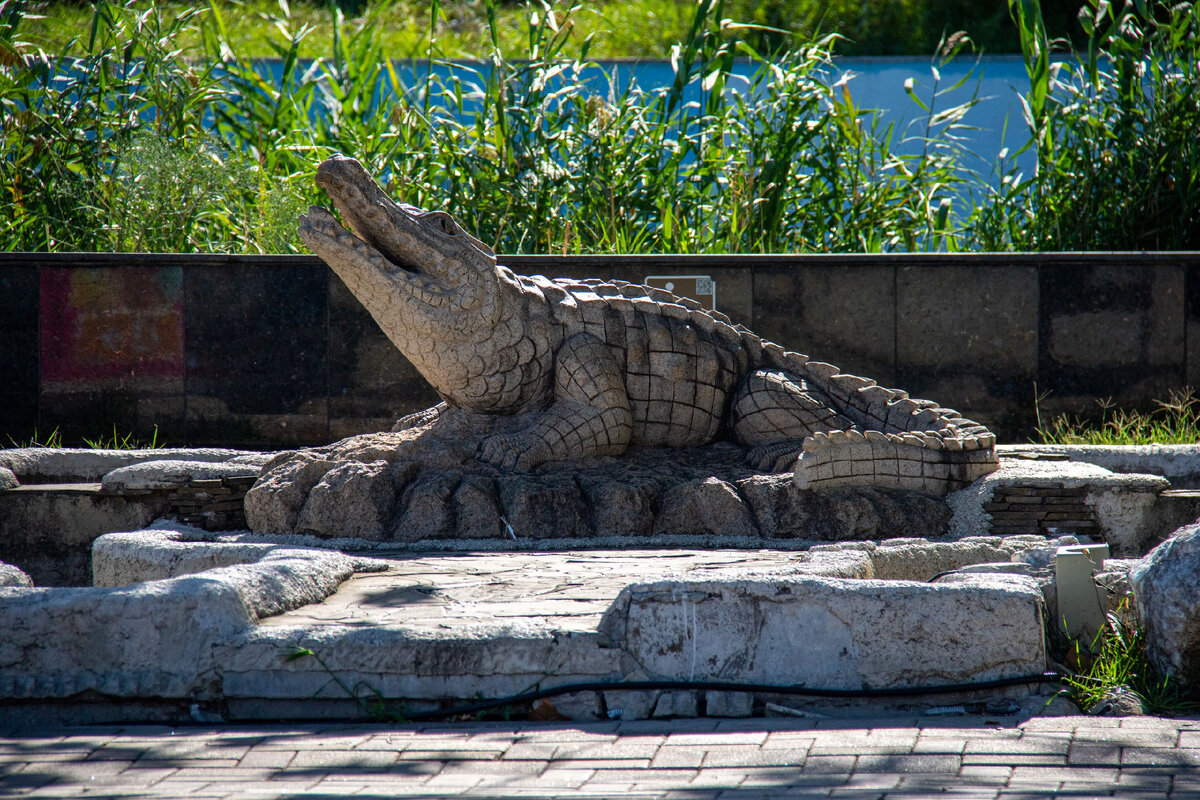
{"left": 425, "top": 212, "right": 457, "bottom": 235}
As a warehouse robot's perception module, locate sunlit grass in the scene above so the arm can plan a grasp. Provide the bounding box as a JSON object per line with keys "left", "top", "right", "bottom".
{"left": 22, "top": 0, "right": 728, "bottom": 60}
{"left": 5, "top": 425, "right": 163, "bottom": 449}
{"left": 1035, "top": 389, "right": 1200, "bottom": 446}
{"left": 1060, "top": 604, "right": 1198, "bottom": 716}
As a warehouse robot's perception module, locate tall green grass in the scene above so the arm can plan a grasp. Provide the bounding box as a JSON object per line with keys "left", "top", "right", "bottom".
{"left": 0, "top": 0, "right": 985, "bottom": 254}
{"left": 1060, "top": 604, "right": 1198, "bottom": 716}
{"left": 1, "top": 0, "right": 1197, "bottom": 254}
{"left": 1006, "top": 0, "right": 1200, "bottom": 249}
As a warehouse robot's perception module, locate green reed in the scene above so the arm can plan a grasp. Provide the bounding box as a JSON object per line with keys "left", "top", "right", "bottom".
{"left": 3, "top": 0, "right": 1196, "bottom": 254}
{"left": 1007, "top": 0, "right": 1200, "bottom": 250}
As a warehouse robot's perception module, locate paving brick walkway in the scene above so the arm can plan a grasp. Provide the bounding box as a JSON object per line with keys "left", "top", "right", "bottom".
{"left": 3, "top": 715, "right": 1199, "bottom": 798}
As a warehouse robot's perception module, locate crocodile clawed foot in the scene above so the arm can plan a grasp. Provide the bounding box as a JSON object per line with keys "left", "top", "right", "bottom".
{"left": 745, "top": 441, "right": 804, "bottom": 474}
{"left": 392, "top": 402, "right": 448, "bottom": 433}
{"left": 478, "top": 432, "right": 552, "bottom": 471}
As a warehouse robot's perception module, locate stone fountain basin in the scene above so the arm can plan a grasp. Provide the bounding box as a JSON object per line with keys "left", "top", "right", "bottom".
{"left": 0, "top": 524, "right": 1063, "bottom": 723}
{"left": 1, "top": 444, "right": 1193, "bottom": 589}
{"left": 2, "top": 445, "right": 1198, "bottom": 723}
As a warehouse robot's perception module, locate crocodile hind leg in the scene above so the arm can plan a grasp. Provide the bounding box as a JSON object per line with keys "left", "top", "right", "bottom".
{"left": 478, "top": 333, "right": 633, "bottom": 470}
{"left": 730, "top": 369, "right": 855, "bottom": 472}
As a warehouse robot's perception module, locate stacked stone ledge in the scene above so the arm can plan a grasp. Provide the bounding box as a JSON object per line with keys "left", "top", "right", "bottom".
{"left": 983, "top": 485, "right": 1100, "bottom": 537}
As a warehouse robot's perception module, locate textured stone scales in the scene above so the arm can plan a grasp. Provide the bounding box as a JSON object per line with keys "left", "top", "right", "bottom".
{"left": 296, "top": 155, "right": 999, "bottom": 495}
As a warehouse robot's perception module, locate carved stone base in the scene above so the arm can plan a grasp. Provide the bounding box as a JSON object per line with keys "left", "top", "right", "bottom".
{"left": 245, "top": 408, "right": 950, "bottom": 544}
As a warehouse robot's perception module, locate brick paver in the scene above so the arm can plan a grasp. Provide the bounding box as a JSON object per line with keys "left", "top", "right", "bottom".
{"left": 0, "top": 715, "right": 1197, "bottom": 798}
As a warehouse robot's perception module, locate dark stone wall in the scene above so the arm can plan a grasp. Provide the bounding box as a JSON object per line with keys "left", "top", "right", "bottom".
{"left": 2, "top": 252, "right": 1197, "bottom": 448}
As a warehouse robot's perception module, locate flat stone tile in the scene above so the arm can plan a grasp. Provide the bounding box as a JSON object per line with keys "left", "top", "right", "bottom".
{"left": 237, "top": 750, "right": 295, "bottom": 769}
{"left": 854, "top": 754, "right": 962, "bottom": 773}
{"left": 549, "top": 758, "right": 653, "bottom": 770}
{"left": 1114, "top": 768, "right": 1176, "bottom": 791}
{"left": 1067, "top": 742, "right": 1123, "bottom": 766}
{"left": 437, "top": 758, "right": 545, "bottom": 776}
{"left": 397, "top": 749, "right": 505, "bottom": 762}
{"left": 958, "top": 765, "right": 1013, "bottom": 780}
{"left": 911, "top": 736, "right": 966, "bottom": 754}
{"left": 553, "top": 742, "right": 662, "bottom": 760}
{"left": 761, "top": 733, "right": 818, "bottom": 749}
{"left": 574, "top": 780, "right": 641, "bottom": 793}
{"left": 667, "top": 732, "right": 769, "bottom": 746}
{"left": 582, "top": 767, "right": 696, "bottom": 784}
{"left": 962, "top": 753, "right": 1067, "bottom": 766}
{"left": 1008, "top": 765, "right": 1119, "bottom": 784}
{"left": 403, "top": 740, "right": 511, "bottom": 752}
{"left": 963, "top": 736, "right": 1069, "bottom": 755}
{"left": 651, "top": 748, "right": 707, "bottom": 769}
{"left": 1118, "top": 717, "right": 1194, "bottom": 730}
{"left": 510, "top": 727, "right": 621, "bottom": 742}
{"left": 1121, "top": 746, "right": 1200, "bottom": 767}
{"left": 501, "top": 742, "right": 561, "bottom": 761}
{"left": 701, "top": 747, "right": 807, "bottom": 768}
{"left": 808, "top": 744, "right": 913, "bottom": 756}
{"left": 162, "top": 767, "right": 277, "bottom": 782}
{"left": 101, "top": 765, "right": 178, "bottom": 784}
{"left": 417, "top": 772, "right": 484, "bottom": 788}
{"left": 687, "top": 767, "right": 750, "bottom": 786}
{"left": 527, "top": 768, "right": 597, "bottom": 787}
{"left": 713, "top": 719, "right": 819, "bottom": 733}
{"left": 800, "top": 755, "right": 856, "bottom": 773}
{"left": 15, "top": 759, "right": 132, "bottom": 779}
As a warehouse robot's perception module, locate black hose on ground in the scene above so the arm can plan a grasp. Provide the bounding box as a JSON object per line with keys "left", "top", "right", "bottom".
{"left": 398, "top": 672, "right": 1065, "bottom": 722}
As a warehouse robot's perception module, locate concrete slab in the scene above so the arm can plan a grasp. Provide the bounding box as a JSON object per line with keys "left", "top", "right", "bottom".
{"left": 0, "top": 448, "right": 271, "bottom": 483}
{"left": 949, "top": 457, "right": 1171, "bottom": 556}
{"left": 999, "top": 443, "right": 1200, "bottom": 487}
{"left": 0, "top": 527, "right": 1060, "bottom": 722}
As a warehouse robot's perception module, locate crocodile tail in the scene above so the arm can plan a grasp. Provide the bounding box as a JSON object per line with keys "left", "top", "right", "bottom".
{"left": 742, "top": 330, "right": 1000, "bottom": 495}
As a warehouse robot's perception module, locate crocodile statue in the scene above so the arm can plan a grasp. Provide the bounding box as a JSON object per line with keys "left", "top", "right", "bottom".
{"left": 297, "top": 154, "right": 999, "bottom": 495}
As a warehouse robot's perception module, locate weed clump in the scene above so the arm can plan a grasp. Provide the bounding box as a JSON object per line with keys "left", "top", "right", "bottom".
{"left": 1035, "top": 389, "right": 1200, "bottom": 446}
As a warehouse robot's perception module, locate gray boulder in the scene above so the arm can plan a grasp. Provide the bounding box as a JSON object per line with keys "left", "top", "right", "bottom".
{"left": 1129, "top": 523, "right": 1200, "bottom": 683}
{"left": 0, "top": 466, "right": 17, "bottom": 490}
{"left": 0, "top": 561, "right": 32, "bottom": 588}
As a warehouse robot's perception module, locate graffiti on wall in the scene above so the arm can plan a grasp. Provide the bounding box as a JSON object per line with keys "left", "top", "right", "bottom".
{"left": 39, "top": 266, "right": 185, "bottom": 387}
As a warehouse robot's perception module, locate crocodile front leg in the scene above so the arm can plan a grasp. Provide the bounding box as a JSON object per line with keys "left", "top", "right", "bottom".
{"left": 478, "top": 333, "right": 633, "bottom": 470}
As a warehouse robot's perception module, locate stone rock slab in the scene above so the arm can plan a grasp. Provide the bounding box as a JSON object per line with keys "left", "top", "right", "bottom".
{"left": 246, "top": 417, "right": 951, "bottom": 544}
{"left": 0, "top": 448, "right": 270, "bottom": 483}
{"left": 599, "top": 573, "right": 1046, "bottom": 690}
{"left": 4, "top": 527, "right": 1059, "bottom": 719}
{"left": 0, "top": 560, "right": 31, "bottom": 588}
{"left": 1130, "top": 523, "right": 1200, "bottom": 684}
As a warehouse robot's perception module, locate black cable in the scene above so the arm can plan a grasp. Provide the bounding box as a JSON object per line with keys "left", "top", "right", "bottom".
{"left": 398, "top": 672, "right": 1065, "bottom": 722}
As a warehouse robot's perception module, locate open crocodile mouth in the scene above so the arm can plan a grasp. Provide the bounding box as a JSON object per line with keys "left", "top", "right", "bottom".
{"left": 297, "top": 157, "right": 465, "bottom": 305}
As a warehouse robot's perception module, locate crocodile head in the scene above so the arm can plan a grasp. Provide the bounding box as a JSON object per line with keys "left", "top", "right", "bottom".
{"left": 299, "top": 155, "right": 502, "bottom": 351}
